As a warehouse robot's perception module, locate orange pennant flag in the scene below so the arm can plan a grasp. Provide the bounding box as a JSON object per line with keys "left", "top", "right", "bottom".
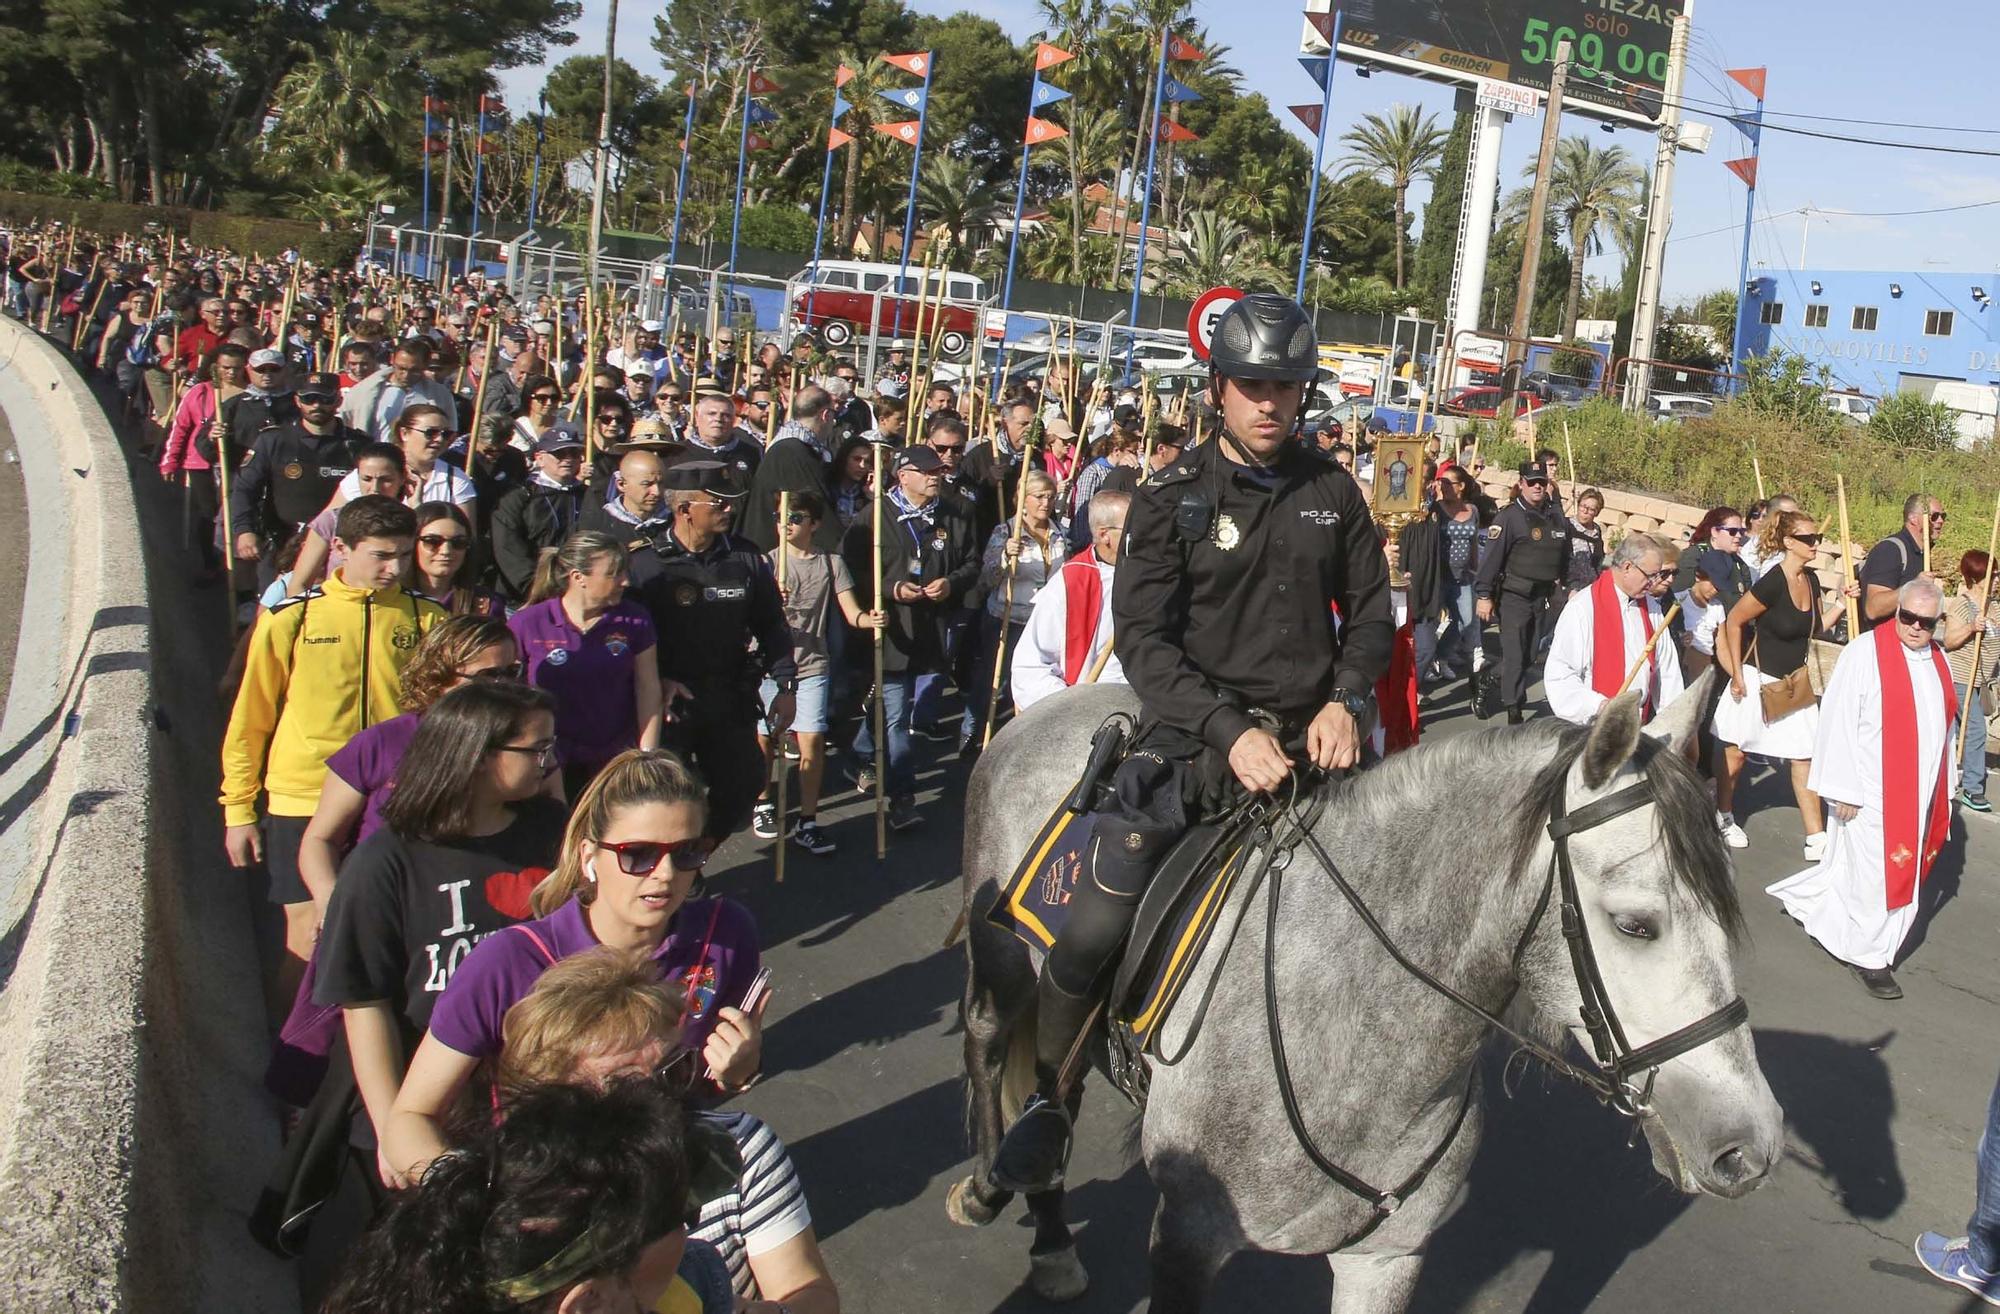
{"left": 1156, "top": 116, "right": 1199, "bottom": 144}
{"left": 1025, "top": 117, "right": 1068, "bottom": 145}
{"left": 881, "top": 51, "right": 931, "bottom": 77}
{"left": 1725, "top": 157, "right": 1758, "bottom": 188}
{"left": 829, "top": 126, "right": 853, "bottom": 149}
{"left": 874, "top": 120, "right": 922, "bottom": 145}
{"left": 1726, "top": 67, "right": 1767, "bottom": 100}
{"left": 1166, "top": 33, "right": 1204, "bottom": 61}
{"left": 748, "top": 70, "right": 783, "bottom": 96}
{"left": 747, "top": 132, "right": 773, "bottom": 151}
{"left": 1035, "top": 41, "right": 1075, "bottom": 71}
{"left": 836, "top": 64, "right": 857, "bottom": 88}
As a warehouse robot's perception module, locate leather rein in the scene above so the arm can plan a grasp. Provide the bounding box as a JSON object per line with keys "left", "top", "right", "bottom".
{"left": 1243, "top": 768, "right": 1749, "bottom": 1245}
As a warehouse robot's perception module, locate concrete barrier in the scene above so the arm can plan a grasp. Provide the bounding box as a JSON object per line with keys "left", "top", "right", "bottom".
{"left": 0, "top": 318, "right": 158, "bottom": 1308}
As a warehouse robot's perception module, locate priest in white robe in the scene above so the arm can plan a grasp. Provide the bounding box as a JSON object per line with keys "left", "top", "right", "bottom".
{"left": 1545, "top": 533, "right": 1685, "bottom": 725}
{"left": 1767, "top": 577, "right": 1958, "bottom": 1000}
{"left": 1013, "top": 491, "right": 1127, "bottom": 712}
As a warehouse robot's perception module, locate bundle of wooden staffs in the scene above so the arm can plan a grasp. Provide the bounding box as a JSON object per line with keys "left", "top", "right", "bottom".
{"left": 773, "top": 490, "right": 791, "bottom": 883}
{"left": 1954, "top": 490, "right": 2000, "bottom": 775}
{"left": 1836, "top": 475, "right": 1861, "bottom": 636}
{"left": 465, "top": 315, "right": 503, "bottom": 457}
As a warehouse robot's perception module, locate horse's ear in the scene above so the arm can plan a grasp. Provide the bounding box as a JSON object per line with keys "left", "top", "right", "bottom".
{"left": 1641, "top": 666, "right": 1717, "bottom": 756}
{"left": 1581, "top": 691, "right": 1645, "bottom": 790}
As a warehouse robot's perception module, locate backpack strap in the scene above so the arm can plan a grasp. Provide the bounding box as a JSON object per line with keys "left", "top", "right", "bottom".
{"left": 508, "top": 924, "right": 559, "bottom": 966}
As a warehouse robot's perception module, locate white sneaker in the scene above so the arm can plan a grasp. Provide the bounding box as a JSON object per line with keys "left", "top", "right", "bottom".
{"left": 1803, "top": 831, "right": 1828, "bottom": 861}
{"left": 1717, "top": 813, "right": 1749, "bottom": 849}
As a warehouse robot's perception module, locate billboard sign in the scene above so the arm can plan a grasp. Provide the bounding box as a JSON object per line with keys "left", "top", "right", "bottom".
{"left": 1302, "top": 0, "right": 1687, "bottom": 126}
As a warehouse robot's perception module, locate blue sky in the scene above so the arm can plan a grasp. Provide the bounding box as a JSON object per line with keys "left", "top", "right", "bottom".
{"left": 500, "top": 1, "right": 2000, "bottom": 305}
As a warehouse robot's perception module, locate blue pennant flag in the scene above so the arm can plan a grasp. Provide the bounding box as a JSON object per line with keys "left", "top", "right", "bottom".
{"left": 1730, "top": 110, "right": 1762, "bottom": 147}
{"left": 877, "top": 86, "right": 929, "bottom": 113}
{"left": 833, "top": 93, "right": 852, "bottom": 121}
{"left": 746, "top": 99, "right": 779, "bottom": 125}
{"left": 1299, "top": 55, "right": 1331, "bottom": 89}
{"left": 1162, "top": 75, "right": 1202, "bottom": 104}
{"left": 1032, "top": 82, "right": 1071, "bottom": 109}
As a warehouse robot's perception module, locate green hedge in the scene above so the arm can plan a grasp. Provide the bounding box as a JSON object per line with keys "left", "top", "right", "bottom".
{"left": 0, "top": 191, "right": 359, "bottom": 266}
{"left": 1481, "top": 399, "right": 1996, "bottom": 581}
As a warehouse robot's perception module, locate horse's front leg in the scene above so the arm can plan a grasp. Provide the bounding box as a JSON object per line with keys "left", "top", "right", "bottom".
{"left": 1145, "top": 1183, "right": 1239, "bottom": 1314}
{"left": 1326, "top": 1251, "right": 1422, "bottom": 1314}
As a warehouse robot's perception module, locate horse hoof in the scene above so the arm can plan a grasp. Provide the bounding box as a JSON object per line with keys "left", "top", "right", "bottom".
{"left": 1028, "top": 1244, "right": 1089, "bottom": 1302}
{"left": 946, "top": 1174, "right": 1004, "bottom": 1228}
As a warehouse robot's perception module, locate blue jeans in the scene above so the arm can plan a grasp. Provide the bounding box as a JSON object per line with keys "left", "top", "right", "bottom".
{"left": 1414, "top": 577, "right": 1481, "bottom": 683}
{"left": 913, "top": 608, "right": 975, "bottom": 731}
{"left": 1970, "top": 1063, "right": 2000, "bottom": 1272}
{"left": 1960, "top": 684, "right": 1987, "bottom": 797}
{"left": 852, "top": 671, "right": 916, "bottom": 798}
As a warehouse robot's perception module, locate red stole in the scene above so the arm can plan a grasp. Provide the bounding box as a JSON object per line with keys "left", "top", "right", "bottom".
{"left": 1376, "top": 617, "right": 1420, "bottom": 753}
{"left": 1589, "top": 569, "right": 1656, "bottom": 713}
{"left": 1059, "top": 550, "right": 1106, "bottom": 685}
{"left": 1873, "top": 622, "right": 1957, "bottom": 909}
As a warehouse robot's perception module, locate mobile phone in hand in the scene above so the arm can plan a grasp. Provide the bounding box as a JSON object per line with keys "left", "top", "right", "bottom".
{"left": 704, "top": 968, "right": 773, "bottom": 1082}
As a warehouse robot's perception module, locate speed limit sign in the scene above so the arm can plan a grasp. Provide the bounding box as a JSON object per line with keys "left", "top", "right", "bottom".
{"left": 1187, "top": 286, "right": 1243, "bottom": 361}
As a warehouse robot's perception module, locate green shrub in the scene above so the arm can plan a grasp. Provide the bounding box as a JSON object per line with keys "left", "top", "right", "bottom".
{"left": 0, "top": 190, "right": 359, "bottom": 266}
{"left": 1547, "top": 341, "right": 1602, "bottom": 380}
{"left": 735, "top": 204, "right": 814, "bottom": 254}
{"left": 1867, "top": 391, "right": 1961, "bottom": 452}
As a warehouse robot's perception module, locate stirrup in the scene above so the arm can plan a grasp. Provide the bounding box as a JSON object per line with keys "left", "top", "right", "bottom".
{"left": 989, "top": 1094, "right": 1074, "bottom": 1194}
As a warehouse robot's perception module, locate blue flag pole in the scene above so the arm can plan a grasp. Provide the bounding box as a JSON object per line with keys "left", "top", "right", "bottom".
{"left": 668, "top": 90, "right": 697, "bottom": 275}
{"left": 892, "top": 57, "right": 935, "bottom": 343}
{"left": 994, "top": 71, "right": 1042, "bottom": 402}
{"left": 1726, "top": 100, "right": 1765, "bottom": 393}
{"left": 420, "top": 94, "right": 433, "bottom": 237}
{"left": 527, "top": 92, "right": 547, "bottom": 228}
{"left": 810, "top": 139, "right": 838, "bottom": 286}
{"left": 470, "top": 105, "right": 486, "bottom": 242}
{"left": 727, "top": 77, "right": 754, "bottom": 294}
{"left": 1295, "top": 9, "right": 1344, "bottom": 301}
{"left": 1124, "top": 28, "right": 1173, "bottom": 380}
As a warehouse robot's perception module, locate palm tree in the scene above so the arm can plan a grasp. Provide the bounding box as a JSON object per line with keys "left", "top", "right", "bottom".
{"left": 1160, "top": 209, "right": 1280, "bottom": 296}
{"left": 1023, "top": 207, "right": 1119, "bottom": 286}
{"left": 1337, "top": 104, "right": 1447, "bottom": 291}
{"left": 282, "top": 170, "right": 401, "bottom": 228}
{"left": 270, "top": 33, "right": 405, "bottom": 173}
{"left": 916, "top": 155, "right": 1007, "bottom": 265}
{"left": 1535, "top": 135, "right": 1644, "bottom": 338}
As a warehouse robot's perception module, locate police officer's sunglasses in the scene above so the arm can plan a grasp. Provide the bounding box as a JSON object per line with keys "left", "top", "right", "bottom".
{"left": 297, "top": 392, "right": 338, "bottom": 404}
{"left": 596, "top": 837, "right": 708, "bottom": 875}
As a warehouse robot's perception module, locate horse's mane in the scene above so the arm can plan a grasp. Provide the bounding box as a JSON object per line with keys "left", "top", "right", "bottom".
{"left": 1501, "top": 721, "right": 1746, "bottom": 939}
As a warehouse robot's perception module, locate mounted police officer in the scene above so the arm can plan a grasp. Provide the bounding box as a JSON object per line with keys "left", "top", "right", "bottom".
{"left": 988, "top": 293, "right": 1395, "bottom": 1194}
{"left": 1472, "top": 463, "right": 1569, "bottom": 723}
{"left": 626, "top": 460, "right": 796, "bottom": 861}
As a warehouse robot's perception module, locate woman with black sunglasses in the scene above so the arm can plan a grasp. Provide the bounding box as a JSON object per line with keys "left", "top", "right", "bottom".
{"left": 382, "top": 749, "right": 763, "bottom": 1184}
{"left": 1715, "top": 510, "right": 1862, "bottom": 857}
{"left": 511, "top": 372, "right": 562, "bottom": 450}
{"left": 408, "top": 502, "right": 505, "bottom": 617}
{"left": 314, "top": 681, "right": 568, "bottom": 1190}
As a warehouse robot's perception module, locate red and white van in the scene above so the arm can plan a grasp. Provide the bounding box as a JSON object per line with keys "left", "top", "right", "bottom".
{"left": 790, "top": 259, "right": 988, "bottom": 356}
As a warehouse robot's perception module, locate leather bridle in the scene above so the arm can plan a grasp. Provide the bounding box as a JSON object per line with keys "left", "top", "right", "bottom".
{"left": 1248, "top": 764, "right": 1750, "bottom": 1244}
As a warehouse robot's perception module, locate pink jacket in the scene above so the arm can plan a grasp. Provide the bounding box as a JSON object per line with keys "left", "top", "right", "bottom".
{"left": 162, "top": 381, "right": 216, "bottom": 474}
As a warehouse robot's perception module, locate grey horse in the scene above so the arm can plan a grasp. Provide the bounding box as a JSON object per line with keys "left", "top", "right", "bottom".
{"left": 949, "top": 676, "right": 1784, "bottom": 1312}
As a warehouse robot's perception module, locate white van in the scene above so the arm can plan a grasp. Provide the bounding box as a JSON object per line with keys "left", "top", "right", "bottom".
{"left": 1824, "top": 391, "right": 1877, "bottom": 423}
{"left": 1928, "top": 380, "right": 2000, "bottom": 448}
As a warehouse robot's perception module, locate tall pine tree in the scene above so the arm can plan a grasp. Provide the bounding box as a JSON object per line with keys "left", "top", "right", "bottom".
{"left": 1410, "top": 109, "right": 1471, "bottom": 321}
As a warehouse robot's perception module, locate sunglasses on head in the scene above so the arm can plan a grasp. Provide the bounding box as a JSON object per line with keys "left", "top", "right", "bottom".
{"left": 596, "top": 837, "right": 707, "bottom": 875}
{"left": 419, "top": 532, "right": 469, "bottom": 549}
{"left": 1899, "top": 608, "right": 1941, "bottom": 632}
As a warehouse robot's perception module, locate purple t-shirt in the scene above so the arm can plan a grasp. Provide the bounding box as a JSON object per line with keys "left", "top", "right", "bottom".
{"left": 509, "top": 597, "right": 657, "bottom": 769}
{"left": 428, "top": 894, "right": 760, "bottom": 1057}
{"left": 323, "top": 711, "right": 424, "bottom": 842}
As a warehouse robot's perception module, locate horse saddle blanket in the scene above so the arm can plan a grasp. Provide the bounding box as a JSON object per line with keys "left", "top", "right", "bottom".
{"left": 986, "top": 798, "right": 1261, "bottom": 1056}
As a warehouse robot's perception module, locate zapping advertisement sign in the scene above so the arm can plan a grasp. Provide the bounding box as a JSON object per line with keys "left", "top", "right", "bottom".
{"left": 1302, "top": 0, "right": 1689, "bottom": 125}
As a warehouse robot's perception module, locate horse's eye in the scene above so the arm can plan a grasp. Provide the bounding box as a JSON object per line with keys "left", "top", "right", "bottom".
{"left": 1612, "top": 915, "right": 1656, "bottom": 940}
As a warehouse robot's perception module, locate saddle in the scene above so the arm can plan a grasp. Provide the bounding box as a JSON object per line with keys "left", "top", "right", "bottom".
{"left": 985, "top": 717, "right": 1276, "bottom": 1104}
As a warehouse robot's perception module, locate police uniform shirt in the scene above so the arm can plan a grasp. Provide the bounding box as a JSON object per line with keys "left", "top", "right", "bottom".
{"left": 627, "top": 527, "right": 795, "bottom": 688}
{"left": 230, "top": 419, "right": 366, "bottom": 536}
{"left": 1473, "top": 499, "right": 1570, "bottom": 598}
{"left": 1114, "top": 437, "right": 1394, "bottom": 755}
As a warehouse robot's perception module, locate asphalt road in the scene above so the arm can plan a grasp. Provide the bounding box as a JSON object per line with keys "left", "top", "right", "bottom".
{"left": 713, "top": 675, "right": 2000, "bottom": 1314}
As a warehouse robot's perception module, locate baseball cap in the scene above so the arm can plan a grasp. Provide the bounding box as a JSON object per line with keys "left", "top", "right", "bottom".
{"left": 662, "top": 460, "right": 745, "bottom": 496}
{"left": 531, "top": 319, "right": 556, "bottom": 335}
{"left": 876, "top": 375, "right": 908, "bottom": 400}
{"left": 640, "top": 319, "right": 663, "bottom": 333}
{"left": 1517, "top": 462, "right": 1550, "bottom": 482}
{"left": 501, "top": 324, "right": 530, "bottom": 342}
{"left": 894, "top": 446, "right": 944, "bottom": 475}
{"left": 248, "top": 348, "right": 285, "bottom": 369}
{"left": 297, "top": 372, "right": 341, "bottom": 399}
{"left": 534, "top": 422, "right": 586, "bottom": 454}
{"left": 1043, "top": 416, "right": 1076, "bottom": 442}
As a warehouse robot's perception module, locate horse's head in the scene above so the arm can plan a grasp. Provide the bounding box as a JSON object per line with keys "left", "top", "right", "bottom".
{"left": 1518, "top": 671, "right": 1784, "bottom": 1199}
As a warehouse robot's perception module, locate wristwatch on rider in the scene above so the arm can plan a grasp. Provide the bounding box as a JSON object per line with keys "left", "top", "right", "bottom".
{"left": 1329, "top": 686, "right": 1372, "bottom": 722}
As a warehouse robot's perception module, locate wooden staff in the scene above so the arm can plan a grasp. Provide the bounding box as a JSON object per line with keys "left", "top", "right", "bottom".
{"left": 1614, "top": 602, "right": 1681, "bottom": 698}
{"left": 1955, "top": 489, "right": 2000, "bottom": 775}
{"left": 214, "top": 381, "right": 244, "bottom": 639}
{"left": 1923, "top": 487, "right": 1933, "bottom": 574}
{"left": 72, "top": 267, "right": 110, "bottom": 353}
{"left": 982, "top": 423, "right": 1043, "bottom": 748}
{"left": 1139, "top": 372, "right": 1160, "bottom": 470}
{"left": 1561, "top": 418, "right": 1578, "bottom": 502}
{"left": 466, "top": 315, "right": 502, "bottom": 449}
{"left": 43, "top": 224, "right": 71, "bottom": 335}
{"left": 903, "top": 241, "right": 941, "bottom": 438}
{"left": 571, "top": 282, "right": 594, "bottom": 418}
{"left": 1082, "top": 631, "right": 1117, "bottom": 684}
{"left": 1837, "top": 474, "right": 1861, "bottom": 637}
{"left": 871, "top": 444, "right": 888, "bottom": 858}
{"left": 1751, "top": 450, "right": 1767, "bottom": 501}
{"left": 774, "top": 490, "right": 791, "bottom": 883}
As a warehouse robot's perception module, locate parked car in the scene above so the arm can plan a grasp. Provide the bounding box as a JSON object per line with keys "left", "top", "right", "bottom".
{"left": 1438, "top": 386, "right": 1547, "bottom": 419}
{"left": 1648, "top": 393, "right": 1716, "bottom": 421}
{"left": 1824, "top": 391, "right": 1877, "bottom": 424}
{"left": 790, "top": 258, "right": 986, "bottom": 356}
{"left": 1523, "top": 370, "right": 1596, "bottom": 404}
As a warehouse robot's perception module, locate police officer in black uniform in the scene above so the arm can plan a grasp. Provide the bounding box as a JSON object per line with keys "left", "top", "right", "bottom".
{"left": 227, "top": 370, "right": 365, "bottom": 580}
{"left": 626, "top": 460, "right": 796, "bottom": 858}
{"left": 1472, "top": 463, "right": 1569, "bottom": 724}
{"left": 989, "top": 293, "right": 1395, "bottom": 1194}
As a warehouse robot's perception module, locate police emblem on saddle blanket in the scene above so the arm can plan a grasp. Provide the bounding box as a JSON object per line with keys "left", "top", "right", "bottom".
{"left": 987, "top": 795, "right": 1261, "bottom": 1104}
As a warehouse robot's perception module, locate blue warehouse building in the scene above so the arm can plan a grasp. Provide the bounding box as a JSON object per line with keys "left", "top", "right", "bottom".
{"left": 1738, "top": 268, "right": 2000, "bottom": 402}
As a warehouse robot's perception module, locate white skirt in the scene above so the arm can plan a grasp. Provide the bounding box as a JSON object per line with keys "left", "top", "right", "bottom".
{"left": 1711, "top": 662, "right": 1819, "bottom": 758}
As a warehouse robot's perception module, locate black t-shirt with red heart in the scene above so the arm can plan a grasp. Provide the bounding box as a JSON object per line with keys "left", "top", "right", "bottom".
{"left": 314, "top": 796, "right": 569, "bottom": 1037}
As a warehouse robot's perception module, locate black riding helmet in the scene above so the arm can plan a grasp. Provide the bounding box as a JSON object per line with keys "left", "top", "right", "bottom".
{"left": 1208, "top": 293, "right": 1319, "bottom": 385}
